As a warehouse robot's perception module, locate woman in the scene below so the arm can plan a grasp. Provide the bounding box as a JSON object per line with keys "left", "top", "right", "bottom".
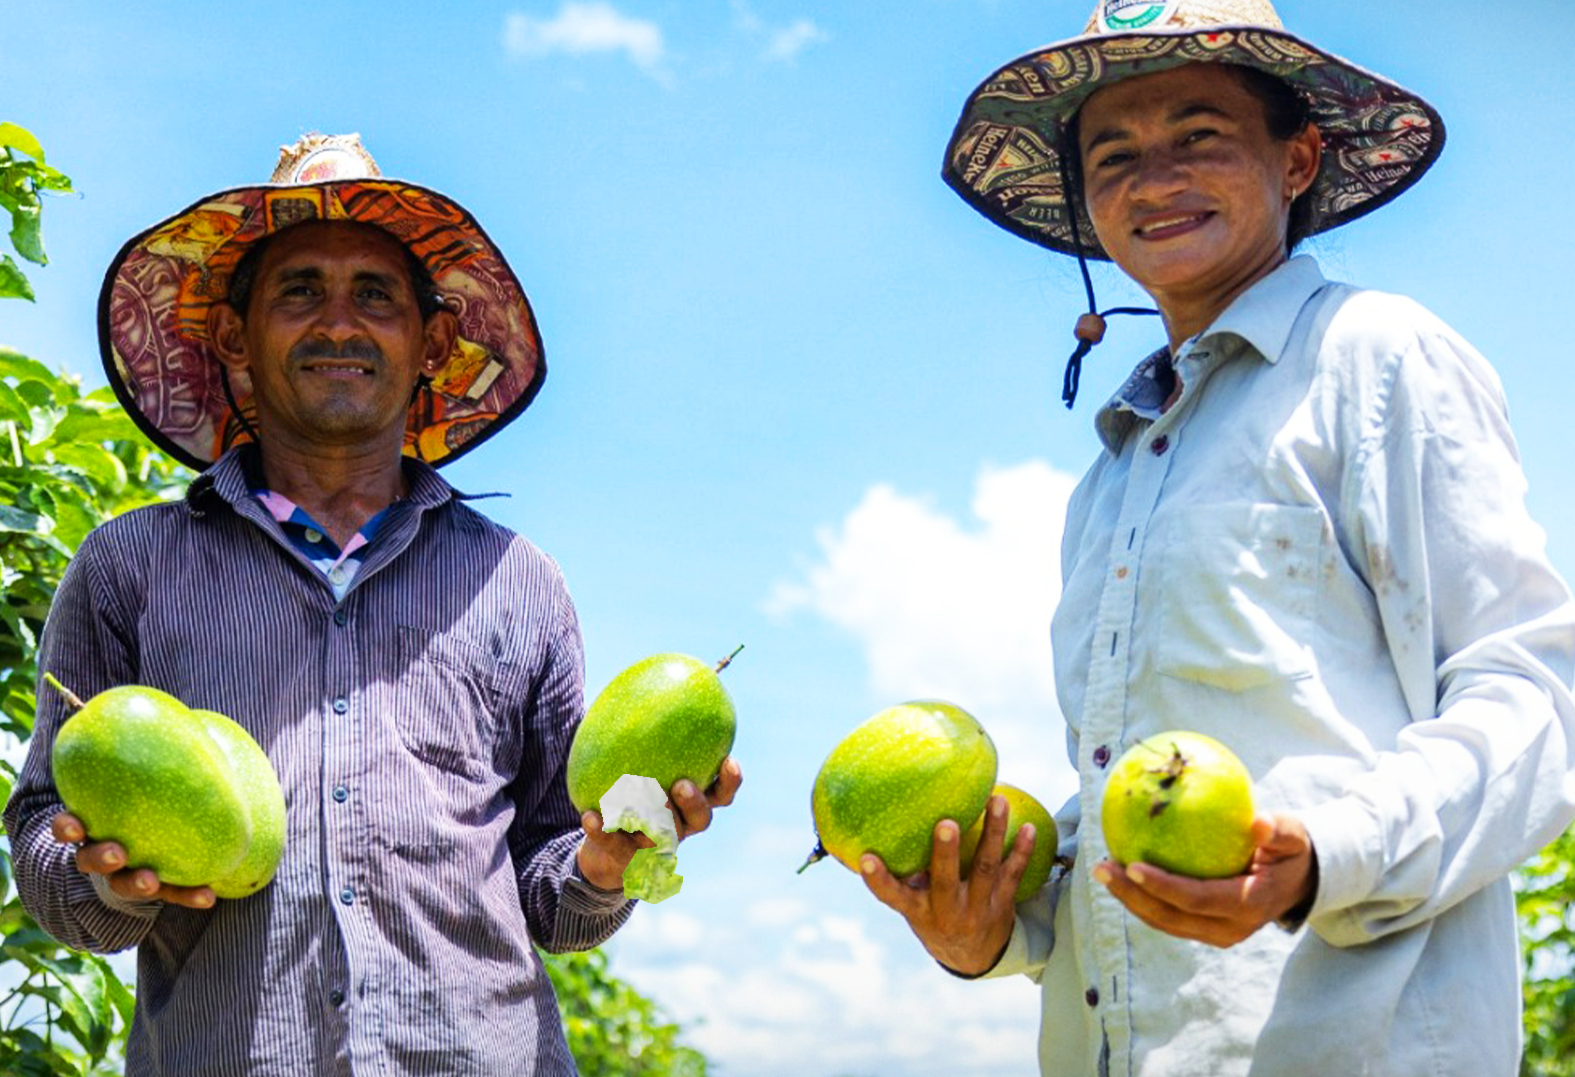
{"left": 859, "top": 2, "right": 1575, "bottom": 1075}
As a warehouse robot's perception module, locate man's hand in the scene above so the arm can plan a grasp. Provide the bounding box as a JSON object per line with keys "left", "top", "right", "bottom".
{"left": 1093, "top": 812, "right": 1315, "bottom": 948}
{"left": 858, "top": 794, "right": 1035, "bottom": 977}
{"left": 51, "top": 811, "right": 217, "bottom": 909}
{"left": 576, "top": 757, "right": 743, "bottom": 892}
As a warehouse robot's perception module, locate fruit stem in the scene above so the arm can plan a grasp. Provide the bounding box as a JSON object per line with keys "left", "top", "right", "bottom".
{"left": 795, "top": 839, "right": 827, "bottom": 875}
{"left": 714, "top": 644, "right": 745, "bottom": 673}
{"left": 42, "top": 672, "right": 85, "bottom": 712}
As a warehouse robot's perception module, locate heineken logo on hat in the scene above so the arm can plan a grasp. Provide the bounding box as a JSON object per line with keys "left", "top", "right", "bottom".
{"left": 1097, "top": 0, "right": 1180, "bottom": 32}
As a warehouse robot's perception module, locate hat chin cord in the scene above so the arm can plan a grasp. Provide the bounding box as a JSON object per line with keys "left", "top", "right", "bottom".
{"left": 220, "top": 366, "right": 263, "bottom": 449}
{"left": 1059, "top": 154, "right": 1160, "bottom": 409}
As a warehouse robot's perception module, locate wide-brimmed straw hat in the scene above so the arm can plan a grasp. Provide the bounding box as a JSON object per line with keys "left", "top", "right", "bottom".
{"left": 98, "top": 133, "right": 545, "bottom": 470}
{"left": 941, "top": 0, "right": 1445, "bottom": 260}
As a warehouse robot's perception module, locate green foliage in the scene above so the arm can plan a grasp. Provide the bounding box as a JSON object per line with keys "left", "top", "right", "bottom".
{"left": 0, "top": 129, "right": 190, "bottom": 1071}
{"left": 541, "top": 947, "right": 710, "bottom": 1076}
{"left": 0, "top": 122, "right": 74, "bottom": 302}
{"left": 1516, "top": 824, "right": 1575, "bottom": 1077}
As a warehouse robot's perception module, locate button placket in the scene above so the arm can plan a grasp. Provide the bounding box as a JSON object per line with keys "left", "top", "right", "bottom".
{"left": 1080, "top": 412, "right": 1179, "bottom": 1075}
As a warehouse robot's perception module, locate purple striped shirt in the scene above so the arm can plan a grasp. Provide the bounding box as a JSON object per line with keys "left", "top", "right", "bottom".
{"left": 4, "top": 445, "right": 634, "bottom": 1075}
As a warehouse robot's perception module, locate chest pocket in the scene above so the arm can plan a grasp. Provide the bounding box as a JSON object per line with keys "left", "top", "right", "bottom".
{"left": 393, "top": 625, "right": 512, "bottom": 781}
{"left": 1152, "top": 501, "right": 1324, "bottom": 691}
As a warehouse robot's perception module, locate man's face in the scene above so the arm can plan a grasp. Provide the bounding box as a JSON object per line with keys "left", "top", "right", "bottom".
{"left": 1076, "top": 64, "right": 1318, "bottom": 305}
{"left": 209, "top": 220, "right": 454, "bottom": 455}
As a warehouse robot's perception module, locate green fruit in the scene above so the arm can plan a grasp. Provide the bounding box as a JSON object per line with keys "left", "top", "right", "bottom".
{"left": 958, "top": 782, "right": 1059, "bottom": 904}
{"left": 809, "top": 700, "right": 997, "bottom": 878}
{"left": 193, "top": 710, "right": 287, "bottom": 899}
{"left": 51, "top": 686, "right": 253, "bottom": 888}
{"left": 1100, "top": 730, "right": 1256, "bottom": 879}
{"left": 566, "top": 652, "right": 737, "bottom": 814}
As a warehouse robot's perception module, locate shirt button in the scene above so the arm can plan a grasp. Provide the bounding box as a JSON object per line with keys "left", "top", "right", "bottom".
{"left": 1151, "top": 435, "right": 1170, "bottom": 455}
{"left": 333, "top": 609, "right": 348, "bottom": 626}
{"left": 339, "top": 887, "right": 355, "bottom": 905}
{"left": 328, "top": 988, "right": 346, "bottom": 1007}
{"left": 1093, "top": 745, "right": 1111, "bottom": 768}
{"left": 332, "top": 697, "right": 348, "bottom": 714}
{"left": 332, "top": 785, "right": 349, "bottom": 803}
{"left": 304, "top": 528, "right": 324, "bottom": 544}
{"left": 1085, "top": 986, "right": 1100, "bottom": 1007}
{"left": 328, "top": 566, "right": 346, "bottom": 585}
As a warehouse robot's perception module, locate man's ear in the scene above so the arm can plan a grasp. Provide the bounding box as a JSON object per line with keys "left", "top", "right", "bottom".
{"left": 421, "top": 309, "right": 460, "bottom": 376}
{"left": 207, "top": 302, "right": 250, "bottom": 372}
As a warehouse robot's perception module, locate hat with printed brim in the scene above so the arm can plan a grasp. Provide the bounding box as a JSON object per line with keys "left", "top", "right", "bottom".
{"left": 941, "top": 0, "right": 1445, "bottom": 260}
{"left": 98, "top": 133, "right": 545, "bottom": 470}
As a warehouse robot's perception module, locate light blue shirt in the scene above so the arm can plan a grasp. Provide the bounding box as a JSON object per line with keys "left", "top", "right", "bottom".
{"left": 988, "top": 256, "right": 1575, "bottom": 1077}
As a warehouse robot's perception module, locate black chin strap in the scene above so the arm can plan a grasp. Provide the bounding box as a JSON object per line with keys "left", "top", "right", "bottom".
{"left": 1059, "top": 155, "right": 1161, "bottom": 409}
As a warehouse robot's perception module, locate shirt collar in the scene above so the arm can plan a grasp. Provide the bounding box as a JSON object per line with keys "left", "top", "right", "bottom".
{"left": 1093, "top": 255, "right": 1328, "bottom": 454}
{"left": 186, "top": 444, "right": 468, "bottom": 516}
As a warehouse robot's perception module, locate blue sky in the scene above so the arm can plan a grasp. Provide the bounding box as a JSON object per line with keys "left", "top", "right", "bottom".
{"left": 5, "top": 2, "right": 1573, "bottom": 1074}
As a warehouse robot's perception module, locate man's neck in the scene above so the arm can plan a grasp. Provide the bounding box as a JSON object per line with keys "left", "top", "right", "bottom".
{"left": 250, "top": 439, "right": 408, "bottom": 549}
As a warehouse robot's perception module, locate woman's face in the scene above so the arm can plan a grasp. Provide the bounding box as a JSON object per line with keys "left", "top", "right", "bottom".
{"left": 1076, "top": 64, "right": 1320, "bottom": 308}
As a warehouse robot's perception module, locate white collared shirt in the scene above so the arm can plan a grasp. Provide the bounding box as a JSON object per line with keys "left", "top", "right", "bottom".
{"left": 987, "top": 256, "right": 1575, "bottom": 1077}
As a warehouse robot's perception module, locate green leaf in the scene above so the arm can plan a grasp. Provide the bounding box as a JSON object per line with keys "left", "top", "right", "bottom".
{"left": 0, "top": 504, "right": 47, "bottom": 535}
{"left": 0, "top": 385, "right": 29, "bottom": 425}
{"left": 24, "top": 402, "right": 62, "bottom": 445}
{"left": 0, "top": 124, "right": 46, "bottom": 163}
{"left": 0, "top": 350, "right": 57, "bottom": 386}
{"left": 8, "top": 200, "right": 44, "bottom": 266}
{"left": 51, "top": 408, "right": 138, "bottom": 446}
{"left": 0, "top": 255, "right": 34, "bottom": 301}
{"left": 47, "top": 445, "right": 127, "bottom": 494}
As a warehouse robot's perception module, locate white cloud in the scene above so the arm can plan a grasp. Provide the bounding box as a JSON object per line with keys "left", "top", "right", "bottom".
{"left": 765, "top": 18, "right": 829, "bottom": 61}
{"left": 611, "top": 909, "right": 1040, "bottom": 1077}
{"left": 503, "top": 3, "right": 668, "bottom": 79}
{"left": 769, "top": 460, "right": 1082, "bottom": 806}
{"left": 730, "top": 1, "right": 828, "bottom": 62}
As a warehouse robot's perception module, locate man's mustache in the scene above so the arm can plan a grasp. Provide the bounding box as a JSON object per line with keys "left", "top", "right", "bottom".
{"left": 289, "top": 339, "right": 384, "bottom": 365}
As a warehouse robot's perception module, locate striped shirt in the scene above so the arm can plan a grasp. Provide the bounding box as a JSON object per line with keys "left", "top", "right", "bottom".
{"left": 4, "top": 445, "right": 634, "bottom": 1076}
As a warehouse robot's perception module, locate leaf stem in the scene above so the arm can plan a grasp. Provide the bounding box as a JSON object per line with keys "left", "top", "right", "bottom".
{"left": 42, "top": 671, "right": 85, "bottom": 711}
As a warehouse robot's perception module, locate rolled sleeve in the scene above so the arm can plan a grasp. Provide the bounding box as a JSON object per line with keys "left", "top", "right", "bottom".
{"left": 1309, "top": 318, "right": 1575, "bottom": 946}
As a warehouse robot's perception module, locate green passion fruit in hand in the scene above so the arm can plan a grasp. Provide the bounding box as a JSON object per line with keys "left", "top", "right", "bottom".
{"left": 957, "top": 782, "right": 1059, "bottom": 903}
{"left": 48, "top": 677, "right": 286, "bottom": 893}
{"left": 802, "top": 700, "right": 997, "bottom": 879}
{"left": 565, "top": 648, "right": 741, "bottom": 815}
{"left": 1100, "top": 729, "right": 1256, "bottom": 879}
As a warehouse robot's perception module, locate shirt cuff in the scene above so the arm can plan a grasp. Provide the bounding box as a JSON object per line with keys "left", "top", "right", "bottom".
{"left": 1297, "top": 795, "right": 1383, "bottom": 918}
{"left": 562, "top": 858, "right": 636, "bottom": 912}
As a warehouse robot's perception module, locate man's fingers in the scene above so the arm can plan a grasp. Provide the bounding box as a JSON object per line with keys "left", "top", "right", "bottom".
{"left": 963, "top": 795, "right": 1013, "bottom": 900}
{"left": 859, "top": 853, "right": 919, "bottom": 919}
{"left": 928, "top": 819, "right": 963, "bottom": 899}
{"left": 102, "top": 868, "right": 215, "bottom": 909}
{"left": 670, "top": 781, "right": 713, "bottom": 839}
{"left": 51, "top": 812, "right": 85, "bottom": 844}
{"left": 74, "top": 841, "right": 127, "bottom": 875}
{"left": 582, "top": 808, "right": 653, "bottom": 851}
{"left": 996, "top": 822, "right": 1037, "bottom": 900}
{"left": 153, "top": 882, "right": 217, "bottom": 909}
{"left": 707, "top": 757, "right": 742, "bottom": 808}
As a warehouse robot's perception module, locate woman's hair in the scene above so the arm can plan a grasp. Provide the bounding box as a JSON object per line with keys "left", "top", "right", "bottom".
{"left": 1060, "top": 63, "right": 1320, "bottom": 252}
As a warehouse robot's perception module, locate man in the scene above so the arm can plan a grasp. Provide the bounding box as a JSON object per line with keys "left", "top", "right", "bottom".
{"left": 857, "top": 2, "right": 1575, "bottom": 1076}
{"left": 4, "top": 133, "right": 740, "bottom": 1075}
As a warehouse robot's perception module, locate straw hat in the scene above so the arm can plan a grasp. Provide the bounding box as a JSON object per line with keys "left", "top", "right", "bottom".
{"left": 98, "top": 133, "right": 545, "bottom": 470}
{"left": 941, "top": 0, "right": 1445, "bottom": 259}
